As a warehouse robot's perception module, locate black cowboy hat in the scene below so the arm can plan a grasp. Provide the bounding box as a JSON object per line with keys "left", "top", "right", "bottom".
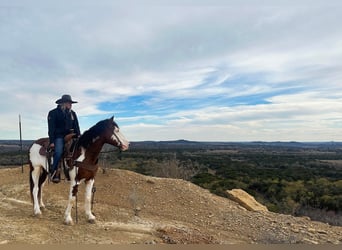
{"left": 55, "top": 94, "right": 78, "bottom": 104}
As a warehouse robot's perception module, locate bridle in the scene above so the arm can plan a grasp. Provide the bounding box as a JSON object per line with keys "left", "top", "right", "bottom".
{"left": 111, "top": 126, "right": 124, "bottom": 149}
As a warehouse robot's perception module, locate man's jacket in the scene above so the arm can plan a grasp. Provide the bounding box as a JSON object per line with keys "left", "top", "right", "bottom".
{"left": 48, "top": 105, "right": 80, "bottom": 143}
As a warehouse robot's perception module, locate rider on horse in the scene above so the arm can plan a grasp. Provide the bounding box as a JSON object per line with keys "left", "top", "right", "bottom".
{"left": 48, "top": 94, "right": 80, "bottom": 183}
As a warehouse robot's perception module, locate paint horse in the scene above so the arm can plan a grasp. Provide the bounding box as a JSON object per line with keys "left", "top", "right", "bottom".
{"left": 29, "top": 116, "right": 129, "bottom": 225}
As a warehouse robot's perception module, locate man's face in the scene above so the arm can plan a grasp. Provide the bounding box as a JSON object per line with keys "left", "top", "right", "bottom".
{"left": 64, "top": 102, "right": 72, "bottom": 110}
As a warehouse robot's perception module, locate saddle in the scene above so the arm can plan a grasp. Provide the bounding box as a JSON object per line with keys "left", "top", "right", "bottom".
{"left": 37, "top": 134, "right": 80, "bottom": 180}
{"left": 37, "top": 134, "right": 77, "bottom": 157}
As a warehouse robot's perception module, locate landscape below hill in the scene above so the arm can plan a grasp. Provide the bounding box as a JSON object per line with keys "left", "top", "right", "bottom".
{"left": 0, "top": 166, "right": 341, "bottom": 244}
{"left": 0, "top": 139, "right": 341, "bottom": 244}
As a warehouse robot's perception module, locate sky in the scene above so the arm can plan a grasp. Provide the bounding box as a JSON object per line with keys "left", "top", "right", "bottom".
{"left": 1, "top": 0, "right": 342, "bottom": 142}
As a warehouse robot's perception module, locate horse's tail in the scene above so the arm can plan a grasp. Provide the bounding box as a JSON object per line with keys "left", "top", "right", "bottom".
{"left": 29, "top": 159, "right": 34, "bottom": 202}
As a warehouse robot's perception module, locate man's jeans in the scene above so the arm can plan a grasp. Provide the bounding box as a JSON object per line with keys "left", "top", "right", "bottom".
{"left": 51, "top": 137, "right": 64, "bottom": 173}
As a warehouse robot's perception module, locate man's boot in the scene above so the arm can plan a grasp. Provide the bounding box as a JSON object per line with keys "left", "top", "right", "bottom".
{"left": 51, "top": 169, "right": 60, "bottom": 183}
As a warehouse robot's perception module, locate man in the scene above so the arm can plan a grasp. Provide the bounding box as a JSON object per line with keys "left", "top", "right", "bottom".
{"left": 48, "top": 94, "right": 80, "bottom": 183}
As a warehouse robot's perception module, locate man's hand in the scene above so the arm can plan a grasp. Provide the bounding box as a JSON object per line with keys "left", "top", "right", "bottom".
{"left": 73, "top": 133, "right": 80, "bottom": 139}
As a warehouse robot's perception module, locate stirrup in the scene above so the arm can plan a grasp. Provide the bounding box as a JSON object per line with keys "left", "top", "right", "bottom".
{"left": 48, "top": 171, "right": 57, "bottom": 181}
{"left": 49, "top": 170, "right": 56, "bottom": 179}
{"left": 50, "top": 170, "right": 60, "bottom": 183}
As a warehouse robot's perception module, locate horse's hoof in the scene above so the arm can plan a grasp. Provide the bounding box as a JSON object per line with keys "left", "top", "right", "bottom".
{"left": 33, "top": 213, "right": 42, "bottom": 218}
{"left": 64, "top": 220, "right": 74, "bottom": 226}
{"left": 88, "top": 218, "right": 96, "bottom": 224}
{"left": 33, "top": 210, "right": 42, "bottom": 217}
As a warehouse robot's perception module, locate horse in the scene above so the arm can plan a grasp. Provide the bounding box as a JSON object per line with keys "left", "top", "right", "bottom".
{"left": 28, "top": 116, "right": 129, "bottom": 225}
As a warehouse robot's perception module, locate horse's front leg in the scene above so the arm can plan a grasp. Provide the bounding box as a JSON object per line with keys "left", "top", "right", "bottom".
{"left": 64, "top": 168, "right": 77, "bottom": 225}
{"left": 85, "top": 179, "right": 96, "bottom": 223}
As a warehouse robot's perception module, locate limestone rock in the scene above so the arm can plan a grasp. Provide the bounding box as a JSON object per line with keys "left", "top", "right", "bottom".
{"left": 226, "top": 189, "right": 268, "bottom": 212}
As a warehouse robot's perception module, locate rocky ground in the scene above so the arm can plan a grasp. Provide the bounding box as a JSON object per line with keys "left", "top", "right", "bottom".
{"left": 0, "top": 166, "right": 341, "bottom": 244}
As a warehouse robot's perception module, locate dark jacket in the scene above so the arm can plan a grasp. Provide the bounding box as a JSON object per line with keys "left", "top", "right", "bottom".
{"left": 48, "top": 105, "right": 81, "bottom": 142}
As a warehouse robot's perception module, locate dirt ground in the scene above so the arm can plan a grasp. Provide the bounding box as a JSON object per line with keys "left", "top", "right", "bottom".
{"left": 0, "top": 165, "right": 341, "bottom": 244}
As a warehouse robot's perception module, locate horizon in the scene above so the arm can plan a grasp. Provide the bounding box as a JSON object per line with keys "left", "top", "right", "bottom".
{"left": 1, "top": 0, "right": 342, "bottom": 142}
{"left": 2, "top": 138, "right": 342, "bottom": 144}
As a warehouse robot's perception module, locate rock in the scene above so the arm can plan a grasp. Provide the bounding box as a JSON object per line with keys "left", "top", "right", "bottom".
{"left": 302, "top": 238, "right": 319, "bottom": 244}
{"left": 317, "top": 230, "right": 328, "bottom": 235}
{"left": 226, "top": 189, "right": 268, "bottom": 212}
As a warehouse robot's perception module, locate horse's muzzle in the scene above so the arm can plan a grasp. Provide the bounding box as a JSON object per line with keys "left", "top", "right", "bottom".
{"left": 120, "top": 143, "right": 129, "bottom": 151}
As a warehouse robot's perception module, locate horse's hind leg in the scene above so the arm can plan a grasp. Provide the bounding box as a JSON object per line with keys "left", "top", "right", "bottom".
{"left": 30, "top": 166, "right": 43, "bottom": 216}
{"left": 38, "top": 169, "right": 48, "bottom": 209}
{"left": 85, "top": 179, "right": 96, "bottom": 223}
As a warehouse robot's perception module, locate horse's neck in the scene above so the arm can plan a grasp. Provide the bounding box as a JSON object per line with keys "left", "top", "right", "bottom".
{"left": 81, "top": 140, "right": 105, "bottom": 164}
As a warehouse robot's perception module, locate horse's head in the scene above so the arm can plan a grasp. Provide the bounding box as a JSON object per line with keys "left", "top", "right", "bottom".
{"left": 78, "top": 116, "right": 129, "bottom": 152}
{"left": 104, "top": 116, "right": 130, "bottom": 151}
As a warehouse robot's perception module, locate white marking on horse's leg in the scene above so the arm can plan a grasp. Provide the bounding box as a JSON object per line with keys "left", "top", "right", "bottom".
{"left": 31, "top": 167, "right": 42, "bottom": 216}
{"left": 84, "top": 179, "right": 96, "bottom": 223}
{"left": 64, "top": 168, "right": 77, "bottom": 225}
{"left": 39, "top": 179, "right": 46, "bottom": 209}
{"left": 64, "top": 184, "right": 76, "bottom": 225}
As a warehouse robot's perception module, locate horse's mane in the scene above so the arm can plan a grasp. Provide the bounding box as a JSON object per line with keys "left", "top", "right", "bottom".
{"left": 78, "top": 119, "right": 109, "bottom": 149}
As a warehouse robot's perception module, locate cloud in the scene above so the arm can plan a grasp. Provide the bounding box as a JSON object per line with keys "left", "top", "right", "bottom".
{"left": 1, "top": 0, "right": 342, "bottom": 141}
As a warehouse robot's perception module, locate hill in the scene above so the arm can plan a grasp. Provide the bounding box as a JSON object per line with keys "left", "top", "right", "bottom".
{"left": 0, "top": 166, "right": 341, "bottom": 244}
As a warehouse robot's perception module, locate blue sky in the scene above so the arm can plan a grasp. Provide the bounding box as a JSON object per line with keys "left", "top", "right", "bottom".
{"left": 1, "top": 0, "right": 342, "bottom": 141}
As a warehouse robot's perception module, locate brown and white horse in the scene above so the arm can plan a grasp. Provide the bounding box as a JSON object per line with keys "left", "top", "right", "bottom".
{"left": 28, "top": 116, "right": 129, "bottom": 225}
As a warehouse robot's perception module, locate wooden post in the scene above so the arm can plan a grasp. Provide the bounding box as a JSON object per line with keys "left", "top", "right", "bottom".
{"left": 19, "top": 114, "right": 23, "bottom": 173}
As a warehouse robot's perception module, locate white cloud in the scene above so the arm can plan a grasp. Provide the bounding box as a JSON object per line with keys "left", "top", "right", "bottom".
{"left": 119, "top": 89, "right": 342, "bottom": 142}
{"left": 1, "top": 0, "right": 342, "bottom": 141}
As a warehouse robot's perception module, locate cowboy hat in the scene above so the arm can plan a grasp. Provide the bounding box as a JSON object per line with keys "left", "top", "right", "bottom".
{"left": 55, "top": 94, "right": 78, "bottom": 104}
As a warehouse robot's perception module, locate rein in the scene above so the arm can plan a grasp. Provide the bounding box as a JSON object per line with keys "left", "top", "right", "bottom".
{"left": 99, "top": 149, "right": 118, "bottom": 154}
{"left": 100, "top": 148, "right": 122, "bottom": 160}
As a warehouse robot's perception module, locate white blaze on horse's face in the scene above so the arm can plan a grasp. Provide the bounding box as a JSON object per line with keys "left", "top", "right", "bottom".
{"left": 112, "top": 126, "right": 129, "bottom": 151}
